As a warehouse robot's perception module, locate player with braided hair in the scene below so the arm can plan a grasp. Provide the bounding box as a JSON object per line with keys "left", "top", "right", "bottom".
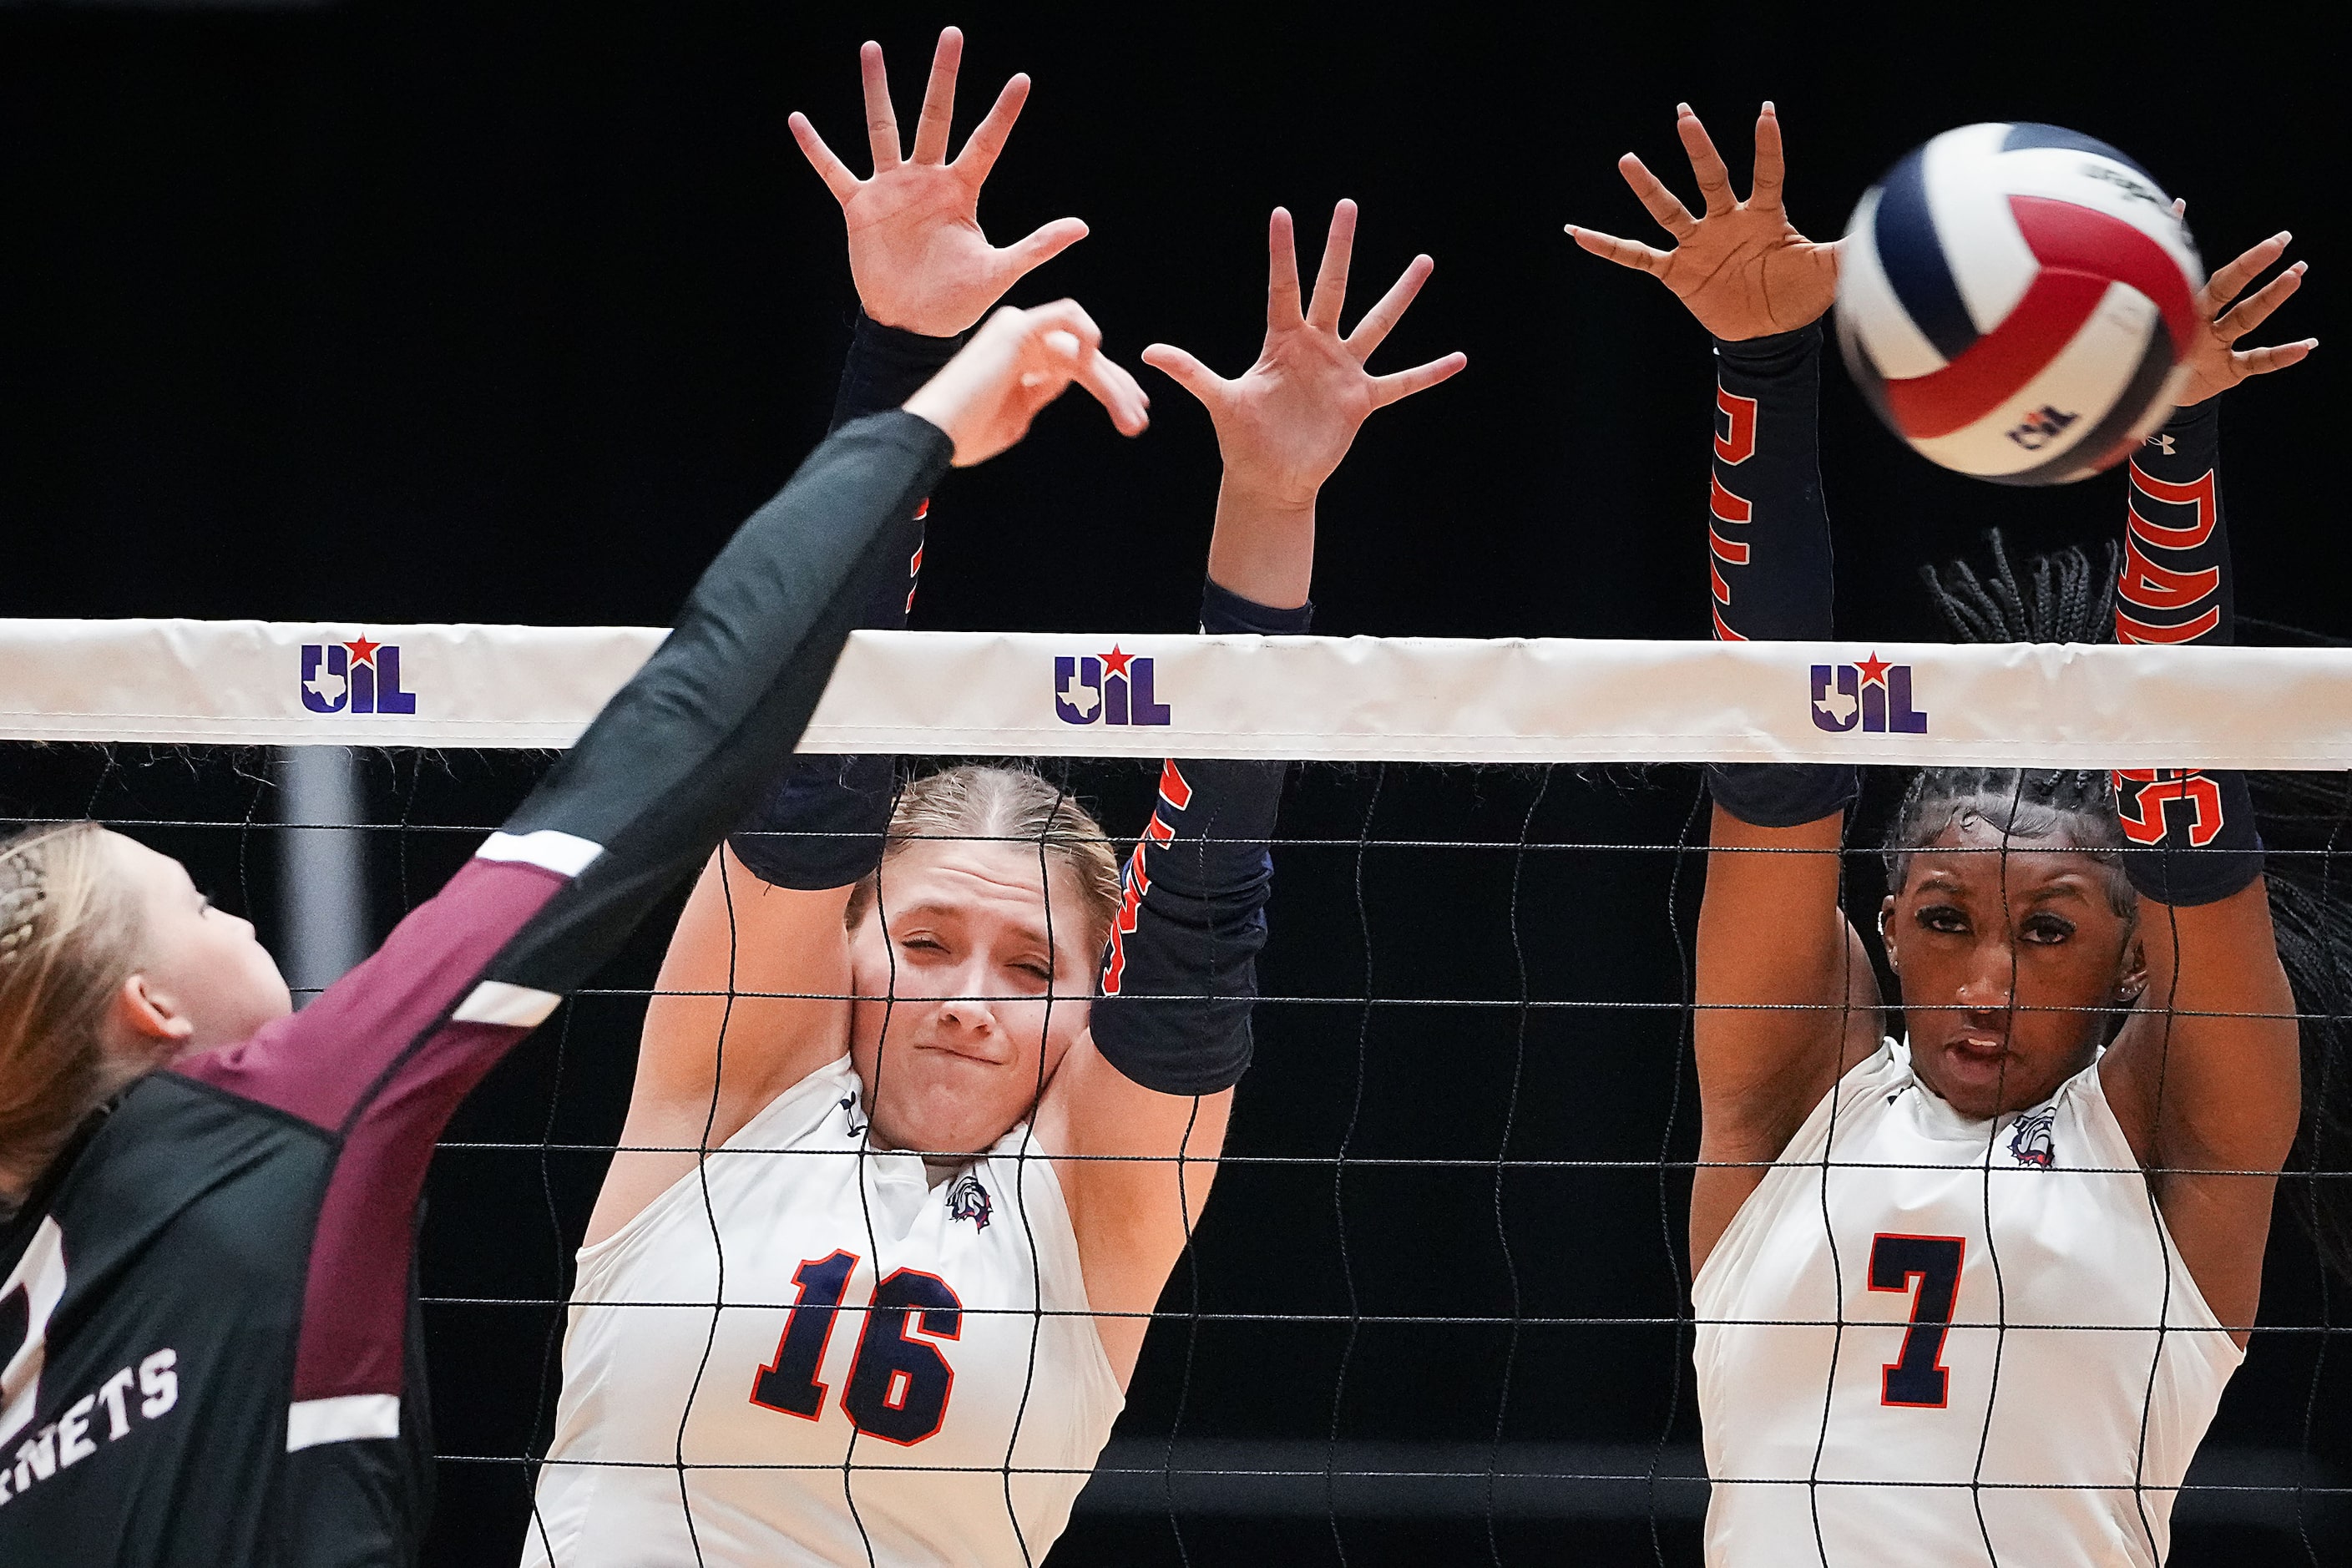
{"left": 1575, "top": 104, "right": 2316, "bottom": 1565}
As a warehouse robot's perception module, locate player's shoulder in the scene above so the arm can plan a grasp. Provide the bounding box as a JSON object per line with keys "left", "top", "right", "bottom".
{"left": 44, "top": 1075, "right": 331, "bottom": 1272}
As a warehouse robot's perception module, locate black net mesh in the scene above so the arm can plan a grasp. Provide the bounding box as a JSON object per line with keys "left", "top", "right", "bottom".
{"left": 8, "top": 743, "right": 2349, "bottom": 1567}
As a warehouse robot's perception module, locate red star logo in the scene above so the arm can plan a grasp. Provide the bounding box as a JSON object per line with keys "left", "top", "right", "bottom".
{"left": 344, "top": 635, "right": 382, "bottom": 666}
{"left": 1855, "top": 651, "right": 1892, "bottom": 688}
{"left": 1099, "top": 645, "right": 1135, "bottom": 678}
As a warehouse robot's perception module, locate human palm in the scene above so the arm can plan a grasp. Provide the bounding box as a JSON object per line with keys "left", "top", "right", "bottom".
{"left": 1571, "top": 103, "right": 1838, "bottom": 341}
{"left": 1143, "top": 203, "right": 1465, "bottom": 508}
{"left": 791, "top": 28, "right": 1086, "bottom": 337}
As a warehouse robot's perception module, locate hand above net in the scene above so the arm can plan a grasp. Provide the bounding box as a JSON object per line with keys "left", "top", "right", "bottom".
{"left": 789, "top": 27, "right": 1087, "bottom": 337}
{"left": 2172, "top": 210, "right": 2318, "bottom": 407}
{"left": 1141, "top": 202, "right": 1464, "bottom": 606}
{"left": 1570, "top": 102, "right": 1838, "bottom": 342}
{"left": 903, "top": 299, "right": 1149, "bottom": 466}
{"left": 1146, "top": 202, "right": 1464, "bottom": 508}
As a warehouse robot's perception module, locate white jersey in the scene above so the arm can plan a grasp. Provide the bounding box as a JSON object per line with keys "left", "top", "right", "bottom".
{"left": 523, "top": 1057, "right": 1122, "bottom": 1568}
{"left": 1693, "top": 1039, "right": 2241, "bottom": 1567}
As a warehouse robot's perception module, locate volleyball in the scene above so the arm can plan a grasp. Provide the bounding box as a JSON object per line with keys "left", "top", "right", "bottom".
{"left": 1834, "top": 122, "right": 2204, "bottom": 485}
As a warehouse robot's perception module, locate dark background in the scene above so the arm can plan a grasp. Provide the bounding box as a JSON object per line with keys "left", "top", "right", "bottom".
{"left": 2, "top": 3, "right": 2345, "bottom": 1565}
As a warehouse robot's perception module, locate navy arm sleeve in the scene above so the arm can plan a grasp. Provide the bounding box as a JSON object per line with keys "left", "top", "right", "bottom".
{"left": 728, "top": 312, "right": 964, "bottom": 888}
{"left": 1702, "top": 324, "right": 1859, "bottom": 827}
{"left": 2112, "top": 400, "right": 2263, "bottom": 904}
{"left": 1088, "top": 580, "right": 1307, "bottom": 1096}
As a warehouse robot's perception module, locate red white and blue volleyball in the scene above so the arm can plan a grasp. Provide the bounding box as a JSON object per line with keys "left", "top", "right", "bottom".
{"left": 1835, "top": 123, "right": 2203, "bottom": 485}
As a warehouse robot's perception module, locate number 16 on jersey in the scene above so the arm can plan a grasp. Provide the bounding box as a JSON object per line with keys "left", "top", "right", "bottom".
{"left": 750, "top": 1250, "right": 965, "bottom": 1446}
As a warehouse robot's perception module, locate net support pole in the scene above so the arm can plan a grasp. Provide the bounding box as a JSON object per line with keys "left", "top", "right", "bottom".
{"left": 274, "top": 746, "right": 370, "bottom": 1005}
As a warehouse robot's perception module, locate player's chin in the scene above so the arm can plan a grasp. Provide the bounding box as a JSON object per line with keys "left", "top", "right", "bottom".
{"left": 892, "top": 1054, "right": 1036, "bottom": 1151}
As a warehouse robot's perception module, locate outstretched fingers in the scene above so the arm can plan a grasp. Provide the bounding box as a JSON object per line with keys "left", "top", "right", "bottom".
{"left": 1267, "top": 207, "right": 1305, "bottom": 328}
{"left": 1345, "top": 254, "right": 1434, "bottom": 360}
{"left": 996, "top": 215, "right": 1090, "bottom": 284}
{"left": 1369, "top": 352, "right": 1468, "bottom": 409}
{"left": 788, "top": 112, "right": 861, "bottom": 204}
{"left": 1307, "top": 200, "right": 1359, "bottom": 333}
{"left": 2206, "top": 231, "right": 2293, "bottom": 313}
{"left": 1140, "top": 343, "right": 1230, "bottom": 412}
{"left": 1676, "top": 104, "right": 1737, "bottom": 216}
{"left": 953, "top": 71, "right": 1031, "bottom": 185}
{"left": 1750, "top": 102, "right": 1785, "bottom": 210}
{"left": 909, "top": 27, "right": 963, "bottom": 165}
{"left": 1617, "top": 152, "right": 1697, "bottom": 240}
{"left": 1565, "top": 223, "right": 1671, "bottom": 276}
{"left": 859, "top": 41, "right": 903, "bottom": 171}
{"left": 2232, "top": 337, "right": 2319, "bottom": 379}
{"left": 2215, "top": 259, "right": 2306, "bottom": 341}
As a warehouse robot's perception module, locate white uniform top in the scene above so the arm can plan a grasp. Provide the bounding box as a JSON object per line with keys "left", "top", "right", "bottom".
{"left": 523, "top": 1057, "right": 1123, "bottom": 1568}
{"left": 1693, "top": 1039, "right": 2241, "bottom": 1568}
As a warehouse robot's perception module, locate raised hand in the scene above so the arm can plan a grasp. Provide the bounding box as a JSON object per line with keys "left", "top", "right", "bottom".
{"left": 903, "top": 300, "right": 1149, "bottom": 467}
{"left": 1141, "top": 201, "right": 1463, "bottom": 579}
{"left": 790, "top": 28, "right": 1087, "bottom": 337}
{"left": 1570, "top": 103, "right": 1837, "bottom": 341}
{"left": 2173, "top": 213, "right": 2317, "bottom": 407}
{"left": 1142, "top": 203, "right": 1464, "bottom": 607}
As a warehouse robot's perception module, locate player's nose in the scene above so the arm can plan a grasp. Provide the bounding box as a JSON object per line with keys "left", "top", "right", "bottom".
{"left": 934, "top": 960, "right": 999, "bottom": 1034}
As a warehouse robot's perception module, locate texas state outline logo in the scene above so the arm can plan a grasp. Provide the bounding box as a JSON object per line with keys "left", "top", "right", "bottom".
{"left": 1054, "top": 645, "right": 1171, "bottom": 727}
{"left": 300, "top": 635, "right": 417, "bottom": 716}
{"left": 1810, "top": 652, "right": 1928, "bottom": 735}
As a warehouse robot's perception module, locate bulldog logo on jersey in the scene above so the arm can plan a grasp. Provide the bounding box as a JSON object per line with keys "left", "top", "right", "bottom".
{"left": 2008, "top": 1110, "right": 2056, "bottom": 1169}
{"left": 946, "top": 1173, "right": 992, "bottom": 1231}
{"left": 1810, "top": 654, "right": 1929, "bottom": 735}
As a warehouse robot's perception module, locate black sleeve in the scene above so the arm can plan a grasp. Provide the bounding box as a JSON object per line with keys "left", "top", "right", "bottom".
{"left": 495, "top": 410, "right": 953, "bottom": 991}
{"left": 1089, "top": 580, "right": 1307, "bottom": 1097}
{"left": 832, "top": 310, "right": 966, "bottom": 431}
{"left": 2113, "top": 400, "right": 2263, "bottom": 904}
{"left": 726, "top": 313, "right": 966, "bottom": 889}
{"left": 1700, "top": 324, "right": 1859, "bottom": 827}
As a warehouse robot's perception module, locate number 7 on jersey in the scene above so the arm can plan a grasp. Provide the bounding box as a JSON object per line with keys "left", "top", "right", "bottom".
{"left": 1869, "top": 1233, "right": 1965, "bottom": 1409}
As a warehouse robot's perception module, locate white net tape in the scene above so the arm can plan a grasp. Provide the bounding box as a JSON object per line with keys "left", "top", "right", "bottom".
{"left": 4, "top": 619, "right": 2351, "bottom": 766}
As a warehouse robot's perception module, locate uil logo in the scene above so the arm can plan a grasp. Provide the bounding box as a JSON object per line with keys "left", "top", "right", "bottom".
{"left": 1811, "top": 654, "right": 1928, "bottom": 735}
{"left": 2006, "top": 405, "right": 2081, "bottom": 451}
{"left": 301, "top": 636, "right": 417, "bottom": 716}
{"left": 1055, "top": 646, "right": 1170, "bottom": 727}
{"left": 2008, "top": 1110, "right": 2056, "bottom": 1169}
{"left": 946, "top": 1173, "right": 992, "bottom": 1231}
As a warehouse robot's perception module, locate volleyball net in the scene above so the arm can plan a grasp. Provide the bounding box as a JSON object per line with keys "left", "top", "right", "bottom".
{"left": 5, "top": 620, "right": 2350, "bottom": 1566}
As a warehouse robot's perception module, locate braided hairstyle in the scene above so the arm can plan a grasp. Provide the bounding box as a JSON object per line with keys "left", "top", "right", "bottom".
{"left": 1912, "top": 531, "right": 2352, "bottom": 1281}
{"left": 1892, "top": 529, "right": 2132, "bottom": 918}
{"left": 0, "top": 822, "right": 145, "bottom": 1213}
